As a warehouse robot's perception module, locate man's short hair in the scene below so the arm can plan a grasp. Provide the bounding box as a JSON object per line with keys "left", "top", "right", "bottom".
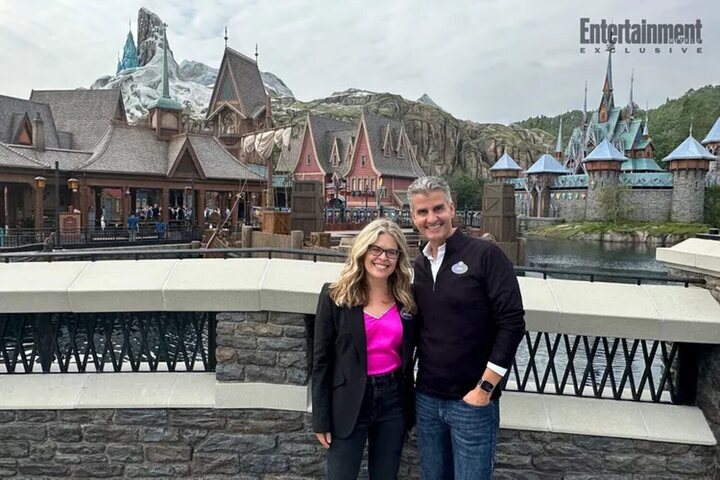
{"left": 407, "top": 176, "right": 453, "bottom": 208}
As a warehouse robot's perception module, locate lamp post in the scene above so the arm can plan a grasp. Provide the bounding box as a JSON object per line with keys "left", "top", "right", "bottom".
{"left": 34, "top": 176, "right": 46, "bottom": 230}
{"left": 67, "top": 178, "right": 79, "bottom": 212}
{"left": 54, "top": 161, "right": 60, "bottom": 236}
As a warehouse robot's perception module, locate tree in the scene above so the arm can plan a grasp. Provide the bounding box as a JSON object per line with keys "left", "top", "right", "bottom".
{"left": 597, "top": 184, "right": 631, "bottom": 224}
{"left": 705, "top": 185, "right": 720, "bottom": 228}
{"left": 445, "top": 174, "right": 485, "bottom": 211}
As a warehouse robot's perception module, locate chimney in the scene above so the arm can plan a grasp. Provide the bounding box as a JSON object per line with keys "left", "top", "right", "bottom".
{"left": 32, "top": 112, "right": 45, "bottom": 151}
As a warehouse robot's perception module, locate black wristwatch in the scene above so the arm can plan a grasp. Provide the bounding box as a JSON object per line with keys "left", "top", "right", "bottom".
{"left": 478, "top": 379, "right": 495, "bottom": 393}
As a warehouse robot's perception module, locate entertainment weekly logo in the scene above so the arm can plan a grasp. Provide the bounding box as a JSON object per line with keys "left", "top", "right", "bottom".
{"left": 579, "top": 18, "right": 704, "bottom": 54}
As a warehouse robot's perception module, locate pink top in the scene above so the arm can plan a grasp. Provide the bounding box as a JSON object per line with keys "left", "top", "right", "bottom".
{"left": 363, "top": 304, "right": 403, "bottom": 376}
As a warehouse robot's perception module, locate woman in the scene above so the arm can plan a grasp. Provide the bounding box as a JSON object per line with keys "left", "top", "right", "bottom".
{"left": 312, "top": 219, "right": 416, "bottom": 480}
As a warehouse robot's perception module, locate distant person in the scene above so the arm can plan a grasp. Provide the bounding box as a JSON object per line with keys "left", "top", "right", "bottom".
{"left": 408, "top": 176, "right": 526, "bottom": 480}
{"left": 127, "top": 213, "right": 139, "bottom": 242}
{"left": 312, "top": 219, "right": 416, "bottom": 479}
{"left": 154, "top": 219, "right": 166, "bottom": 240}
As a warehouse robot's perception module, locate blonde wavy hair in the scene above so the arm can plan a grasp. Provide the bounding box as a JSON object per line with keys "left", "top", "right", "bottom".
{"left": 329, "top": 219, "right": 416, "bottom": 313}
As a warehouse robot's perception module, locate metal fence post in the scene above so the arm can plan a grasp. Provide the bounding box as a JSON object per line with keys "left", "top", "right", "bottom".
{"left": 675, "top": 343, "right": 698, "bottom": 405}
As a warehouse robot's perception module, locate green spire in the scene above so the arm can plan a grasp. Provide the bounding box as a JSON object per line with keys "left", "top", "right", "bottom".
{"left": 162, "top": 23, "right": 170, "bottom": 98}
{"left": 148, "top": 22, "right": 182, "bottom": 111}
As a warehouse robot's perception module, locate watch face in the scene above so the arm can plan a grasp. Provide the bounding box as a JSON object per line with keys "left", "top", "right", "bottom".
{"left": 480, "top": 380, "right": 495, "bottom": 393}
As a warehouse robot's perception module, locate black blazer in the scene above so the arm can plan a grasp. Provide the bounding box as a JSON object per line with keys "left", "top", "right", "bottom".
{"left": 311, "top": 283, "right": 415, "bottom": 439}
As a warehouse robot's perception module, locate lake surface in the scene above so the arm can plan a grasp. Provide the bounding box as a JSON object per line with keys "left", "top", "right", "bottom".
{"left": 523, "top": 236, "right": 668, "bottom": 275}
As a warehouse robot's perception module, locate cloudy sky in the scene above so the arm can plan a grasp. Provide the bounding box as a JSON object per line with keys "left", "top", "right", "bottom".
{"left": 0, "top": 0, "right": 717, "bottom": 124}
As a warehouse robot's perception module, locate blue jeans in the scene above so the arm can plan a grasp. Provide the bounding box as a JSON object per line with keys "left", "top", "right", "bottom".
{"left": 326, "top": 372, "right": 406, "bottom": 479}
{"left": 416, "top": 391, "right": 499, "bottom": 480}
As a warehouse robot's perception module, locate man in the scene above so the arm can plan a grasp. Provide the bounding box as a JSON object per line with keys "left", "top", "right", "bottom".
{"left": 408, "top": 176, "right": 525, "bottom": 480}
{"left": 127, "top": 212, "right": 139, "bottom": 242}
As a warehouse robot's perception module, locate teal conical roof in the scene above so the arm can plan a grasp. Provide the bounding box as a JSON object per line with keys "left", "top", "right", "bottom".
{"left": 663, "top": 135, "right": 716, "bottom": 161}
{"left": 702, "top": 117, "right": 720, "bottom": 145}
{"left": 583, "top": 138, "right": 628, "bottom": 162}
{"left": 489, "top": 152, "right": 522, "bottom": 171}
{"left": 526, "top": 154, "right": 569, "bottom": 174}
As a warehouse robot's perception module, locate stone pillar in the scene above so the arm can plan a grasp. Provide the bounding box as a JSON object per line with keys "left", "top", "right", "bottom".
{"left": 671, "top": 169, "right": 708, "bottom": 223}
{"left": 215, "top": 311, "right": 311, "bottom": 385}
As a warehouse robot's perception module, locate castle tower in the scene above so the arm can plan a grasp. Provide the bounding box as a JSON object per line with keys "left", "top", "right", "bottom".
{"left": 489, "top": 152, "right": 522, "bottom": 183}
{"left": 554, "top": 118, "right": 564, "bottom": 161}
{"left": 702, "top": 116, "right": 720, "bottom": 183}
{"left": 147, "top": 23, "right": 183, "bottom": 140}
{"left": 582, "top": 138, "right": 628, "bottom": 221}
{"left": 598, "top": 47, "right": 615, "bottom": 123}
{"left": 664, "top": 132, "right": 715, "bottom": 222}
{"left": 525, "top": 153, "right": 569, "bottom": 217}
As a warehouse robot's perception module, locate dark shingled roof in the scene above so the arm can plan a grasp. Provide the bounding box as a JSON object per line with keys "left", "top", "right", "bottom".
{"left": 363, "top": 113, "right": 424, "bottom": 178}
{"left": 29, "top": 89, "right": 124, "bottom": 150}
{"left": 307, "top": 115, "right": 356, "bottom": 174}
{"left": 223, "top": 48, "right": 268, "bottom": 119}
{"left": 0, "top": 95, "right": 61, "bottom": 148}
{"left": 6, "top": 145, "right": 93, "bottom": 171}
{"left": 276, "top": 135, "right": 303, "bottom": 173}
{"left": 0, "top": 142, "right": 47, "bottom": 169}
{"left": 80, "top": 124, "right": 263, "bottom": 181}
{"left": 185, "top": 134, "right": 264, "bottom": 181}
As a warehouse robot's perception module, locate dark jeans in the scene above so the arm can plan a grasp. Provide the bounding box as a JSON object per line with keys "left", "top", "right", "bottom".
{"left": 416, "top": 391, "right": 500, "bottom": 480}
{"left": 327, "top": 372, "right": 406, "bottom": 480}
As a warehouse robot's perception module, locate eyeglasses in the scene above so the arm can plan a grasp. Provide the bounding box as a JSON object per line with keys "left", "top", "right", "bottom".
{"left": 367, "top": 244, "right": 400, "bottom": 260}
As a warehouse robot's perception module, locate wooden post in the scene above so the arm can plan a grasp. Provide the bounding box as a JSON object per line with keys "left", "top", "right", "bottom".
{"left": 231, "top": 192, "right": 239, "bottom": 227}
{"left": 291, "top": 230, "right": 304, "bottom": 259}
{"left": 34, "top": 185, "right": 44, "bottom": 229}
{"left": 196, "top": 189, "right": 206, "bottom": 227}
{"left": 121, "top": 186, "right": 130, "bottom": 223}
{"left": 241, "top": 225, "right": 253, "bottom": 249}
{"left": 161, "top": 187, "right": 170, "bottom": 223}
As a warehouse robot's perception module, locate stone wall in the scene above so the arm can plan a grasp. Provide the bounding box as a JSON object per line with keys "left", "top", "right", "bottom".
{"left": 625, "top": 189, "right": 672, "bottom": 223}
{"left": 697, "top": 345, "right": 720, "bottom": 475}
{"left": 549, "top": 191, "right": 586, "bottom": 222}
{"left": 585, "top": 170, "right": 621, "bottom": 221}
{"left": 672, "top": 169, "right": 707, "bottom": 223}
{"left": 215, "top": 311, "right": 311, "bottom": 385}
{"left": 0, "top": 409, "right": 715, "bottom": 479}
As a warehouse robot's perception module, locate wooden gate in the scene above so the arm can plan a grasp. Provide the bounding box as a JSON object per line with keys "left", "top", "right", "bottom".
{"left": 481, "top": 183, "right": 516, "bottom": 242}
{"left": 291, "top": 181, "right": 324, "bottom": 236}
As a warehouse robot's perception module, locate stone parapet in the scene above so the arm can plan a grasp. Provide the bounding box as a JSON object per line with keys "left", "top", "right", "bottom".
{"left": 0, "top": 408, "right": 714, "bottom": 479}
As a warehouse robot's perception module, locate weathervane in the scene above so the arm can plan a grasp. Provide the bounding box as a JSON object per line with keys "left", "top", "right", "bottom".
{"left": 224, "top": 26, "right": 228, "bottom": 48}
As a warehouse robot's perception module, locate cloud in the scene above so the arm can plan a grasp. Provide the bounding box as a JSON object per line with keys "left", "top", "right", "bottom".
{"left": 0, "top": 0, "right": 718, "bottom": 124}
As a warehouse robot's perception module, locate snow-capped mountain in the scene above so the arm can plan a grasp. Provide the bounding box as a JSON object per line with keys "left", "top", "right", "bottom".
{"left": 91, "top": 7, "right": 294, "bottom": 123}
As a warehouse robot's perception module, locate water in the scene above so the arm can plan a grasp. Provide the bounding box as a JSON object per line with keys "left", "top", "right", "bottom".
{"left": 515, "top": 236, "right": 672, "bottom": 400}
{"left": 524, "top": 236, "right": 668, "bottom": 276}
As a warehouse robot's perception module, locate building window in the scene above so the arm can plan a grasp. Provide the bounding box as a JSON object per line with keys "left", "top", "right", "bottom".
{"left": 332, "top": 154, "right": 338, "bottom": 166}
{"left": 352, "top": 178, "right": 357, "bottom": 191}
{"left": 307, "top": 154, "right": 311, "bottom": 166}
{"left": 371, "top": 178, "right": 376, "bottom": 191}
{"left": 361, "top": 155, "right": 366, "bottom": 167}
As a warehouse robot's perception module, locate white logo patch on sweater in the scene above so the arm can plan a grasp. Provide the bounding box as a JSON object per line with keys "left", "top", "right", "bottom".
{"left": 451, "top": 261, "right": 468, "bottom": 275}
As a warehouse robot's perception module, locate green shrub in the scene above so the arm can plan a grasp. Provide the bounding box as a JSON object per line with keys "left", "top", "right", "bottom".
{"left": 705, "top": 185, "right": 720, "bottom": 228}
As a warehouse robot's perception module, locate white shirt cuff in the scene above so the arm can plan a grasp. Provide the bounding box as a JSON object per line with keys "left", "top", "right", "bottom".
{"left": 486, "top": 362, "right": 507, "bottom": 378}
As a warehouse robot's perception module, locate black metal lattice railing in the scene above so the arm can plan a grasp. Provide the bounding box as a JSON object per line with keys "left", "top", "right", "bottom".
{"left": 504, "top": 331, "right": 695, "bottom": 404}
{"left": 0, "top": 312, "right": 216, "bottom": 373}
